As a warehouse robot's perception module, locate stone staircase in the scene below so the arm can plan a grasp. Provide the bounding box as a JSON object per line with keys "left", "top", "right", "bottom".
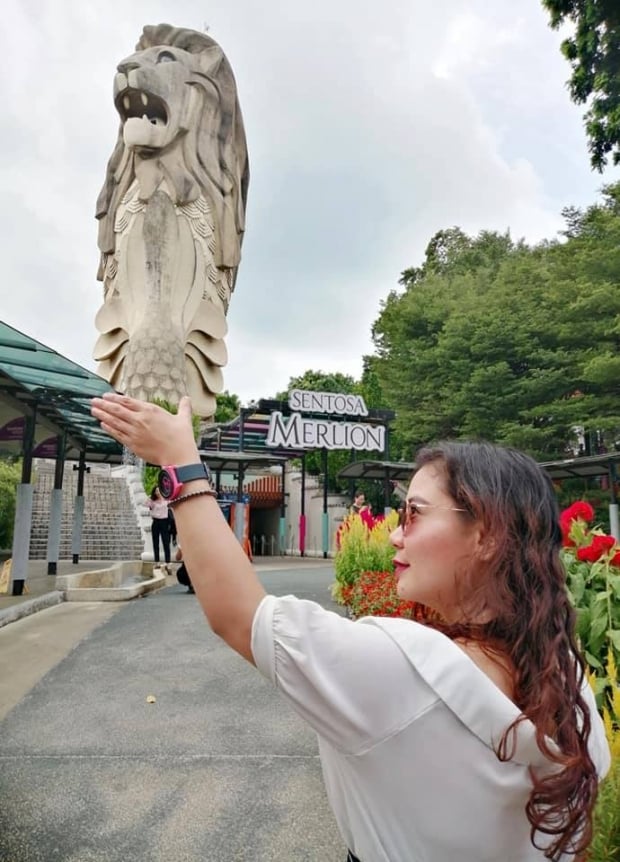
{"left": 29, "top": 461, "right": 145, "bottom": 561}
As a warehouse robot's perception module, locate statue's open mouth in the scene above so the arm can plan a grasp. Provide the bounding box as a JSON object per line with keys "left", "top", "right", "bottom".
{"left": 115, "top": 88, "right": 168, "bottom": 127}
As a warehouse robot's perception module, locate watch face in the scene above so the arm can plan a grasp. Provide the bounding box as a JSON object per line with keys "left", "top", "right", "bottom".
{"left": 158, "top": 470, "right": 175, "bottom": 500}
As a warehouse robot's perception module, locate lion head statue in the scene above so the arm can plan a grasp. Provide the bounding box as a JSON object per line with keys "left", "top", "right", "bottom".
{"left": 95, "top": 23, "right": 249, "bottom": 281}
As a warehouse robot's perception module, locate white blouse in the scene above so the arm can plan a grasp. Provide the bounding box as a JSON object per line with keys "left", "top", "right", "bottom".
{"left": 251, "top": 595, "right": 611, "bottom": 862}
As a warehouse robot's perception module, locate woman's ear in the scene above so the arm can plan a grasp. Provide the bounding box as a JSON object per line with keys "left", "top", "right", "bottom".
{"left": 472, "top": 523, "right": 496, "bottom": 562}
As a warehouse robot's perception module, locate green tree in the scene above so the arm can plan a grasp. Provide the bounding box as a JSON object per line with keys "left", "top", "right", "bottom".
{"left": 0, "top": 459, "right": 21, "bottom": 549}
{"left": 370, "top": 195, "right": 620, "bottom": 458}
{"left": 275, "top": 370, "right": 358, "bottom": 400}
{"left": 542, "top": 0, "right": 620, "bottom": 170}
{"left": 215, "top": 390, "right": 241, "bottom": 424}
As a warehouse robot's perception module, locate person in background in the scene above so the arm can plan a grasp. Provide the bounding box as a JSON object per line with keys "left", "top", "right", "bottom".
{"left": 175, "top": 544, "right": 194, "bottom": 594}
{"left": 350, "top": 490, "right": 365, "bottom": 515}
{"left": 146, "top": 486, "right": 171, "bottom": 569}
{"left": 92, "top": 393, "right": 611, "bottom": 862}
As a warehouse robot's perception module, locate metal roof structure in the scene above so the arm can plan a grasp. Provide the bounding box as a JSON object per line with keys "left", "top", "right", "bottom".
{"left": 538, "top": 452, "right": 620, "bottom": 481}
{"left": 198, "top": 450, "right": 290, "bottom": 473}
{"left": 337, "top": 460, "right": 415, "bottom": 482}
{"left": 339, "top": 452, "right": 620, "bottom": 495}
{"left": 0, "top": 320, "right": 122, "bottom": 463}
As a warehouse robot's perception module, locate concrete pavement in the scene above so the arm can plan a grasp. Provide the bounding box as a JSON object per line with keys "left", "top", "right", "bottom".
{"left": 0, "top": 561, "right": 348, "bottom": 862}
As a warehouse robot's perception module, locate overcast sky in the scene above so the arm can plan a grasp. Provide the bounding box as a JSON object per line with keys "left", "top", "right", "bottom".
{"left": 2, "top": 0, "right": 618, "bottom": 405}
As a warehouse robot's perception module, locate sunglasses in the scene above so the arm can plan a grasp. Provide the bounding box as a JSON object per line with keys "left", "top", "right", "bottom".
{"left": 398, "top": 501, "right": 467, "bottom": 531}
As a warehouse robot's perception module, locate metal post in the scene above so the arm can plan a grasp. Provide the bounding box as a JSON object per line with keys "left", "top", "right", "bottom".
{"left": 9, "top": 409, "right": 36, "bottom": 596}
{"left": 234, "top": 464, "right": 245, "bottom": 544}
{"left": 47, "top": 434, "right": 66, "bottom": 575}
{"left": 322, "top": 448, "right": 329, "bottom": 559}
{"left": 71, "top": 452, "right": 88, "bottom": 564}
{"left": 299, "top": 453, "right": 306, "bottom": 557}
{"left": 609, "top": 462, "right": 619, "bottom": 540}
{"left": 279, "top": 464, "right": 286, "bottom": 555}
{"left": 383, "top": 468, "right": 392, "bottom": 516}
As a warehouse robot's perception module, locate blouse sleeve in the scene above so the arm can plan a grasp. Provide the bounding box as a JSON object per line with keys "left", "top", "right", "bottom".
{"left": 251, "top": 594, "right": 429, "bottom": 754}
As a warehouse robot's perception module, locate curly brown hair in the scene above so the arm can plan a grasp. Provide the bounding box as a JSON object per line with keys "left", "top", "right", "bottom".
{"left": 414, "top": 440, "right": 598, "bottom": 861}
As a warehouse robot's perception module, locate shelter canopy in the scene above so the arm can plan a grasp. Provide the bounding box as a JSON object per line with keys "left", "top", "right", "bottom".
{"left": 0, "top": 319, "right": 122, "bottom": 463}
{"left": 538, "top": 452, "right": 620, "bottom": 480}
{"left": 337, "top": 460, "right": 415, "bottom": 482}
{"left": 198, "top": 450, "right": 289, "bottom": 473}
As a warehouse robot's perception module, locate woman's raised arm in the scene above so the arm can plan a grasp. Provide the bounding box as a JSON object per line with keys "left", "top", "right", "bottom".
{"left": 91, "top": 393, "right": 266, "bottom": 662}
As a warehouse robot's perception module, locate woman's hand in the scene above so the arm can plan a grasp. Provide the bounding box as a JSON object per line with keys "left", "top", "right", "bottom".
{"left": 91, "top": 393, "right": 199, "bottom": 467}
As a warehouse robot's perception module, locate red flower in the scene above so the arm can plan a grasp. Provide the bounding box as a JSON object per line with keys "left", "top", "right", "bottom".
{"left": 611, "top": 550, "right": 620, "bottom": 568}
{"left": 345, "top": 570, "right": 421, "bottom": 619}
{"left": 359, "top": 508, "right": 375, "bottom": 529}
{"left": 561, "top": 501, "right": 595, "bottom": 524}
{"left": 576, "top": 534, "right": 616, "bottom": 563}
{"left": 559, "top": 501, "right": 595, "bottom": 547}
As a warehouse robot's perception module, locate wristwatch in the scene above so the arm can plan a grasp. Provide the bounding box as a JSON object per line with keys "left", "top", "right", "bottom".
{"left": 158, "top": 463, "right": 214, "bottom": 501}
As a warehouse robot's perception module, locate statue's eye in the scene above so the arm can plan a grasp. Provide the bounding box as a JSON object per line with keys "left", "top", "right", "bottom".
{"left": 157, "top": 50, "right": 176, "bottom": 63}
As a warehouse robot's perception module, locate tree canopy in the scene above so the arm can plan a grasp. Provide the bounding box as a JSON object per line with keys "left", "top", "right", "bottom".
{"left": 542, "top": 0, "right": 620, "bottom": 170}
{"left": 215, "top": 390, "right": 242, "bottom": 424}
{"left": 369, "top": 182, "right": 620, "bottom": 460}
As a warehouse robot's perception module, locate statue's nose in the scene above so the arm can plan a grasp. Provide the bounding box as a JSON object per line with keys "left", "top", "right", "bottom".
{"left": 117, "top": 60, "right": 140, "bottom": 75}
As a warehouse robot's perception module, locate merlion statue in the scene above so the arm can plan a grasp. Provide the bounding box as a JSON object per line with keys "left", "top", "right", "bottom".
{"left": 93, "top": 24, "right": 249, "bottom": 418}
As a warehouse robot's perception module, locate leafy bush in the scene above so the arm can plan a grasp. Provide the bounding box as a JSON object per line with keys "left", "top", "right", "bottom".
{"left": 0, "top": 459, "right": 21, "bottom": 549}
{"left": 342, "top": 570, "right": 420, "bottom": 619}
{"left": 588, "top": 651, "right": 620, "bottom": 861}
{"left": 560, "top": 502, "right": 620, "bottom": 674}
{"left": 332, "top": 511, "right": 398, "bottom": 602}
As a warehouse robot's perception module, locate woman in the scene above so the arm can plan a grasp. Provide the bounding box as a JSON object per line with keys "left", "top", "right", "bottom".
{"left": 91, "top": 393, "right": 610, "bottom": 862}
{"left": 146, "top": 486, "right": 171, "bottom": 568}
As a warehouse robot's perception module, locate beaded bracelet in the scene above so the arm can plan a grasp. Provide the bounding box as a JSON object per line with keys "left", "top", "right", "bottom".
{"left": 169, "top": 488, "right": 218, "bottom": 507}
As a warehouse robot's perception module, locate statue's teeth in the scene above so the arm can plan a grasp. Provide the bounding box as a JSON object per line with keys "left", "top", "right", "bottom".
{"left": 141, "top": 92, "right": 148, "bottom": 106}
{"left": 123, "top": 96, "right": 130, "bottom": 110}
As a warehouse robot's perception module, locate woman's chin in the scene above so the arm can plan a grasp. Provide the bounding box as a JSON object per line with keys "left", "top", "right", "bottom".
{"left": 396, "top": 581, "right": 414, "bottom": 602}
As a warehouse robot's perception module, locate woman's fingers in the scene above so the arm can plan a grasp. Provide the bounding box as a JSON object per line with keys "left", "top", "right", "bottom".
{"left": 92, "top": 394, "right": 192, "bottom": 465}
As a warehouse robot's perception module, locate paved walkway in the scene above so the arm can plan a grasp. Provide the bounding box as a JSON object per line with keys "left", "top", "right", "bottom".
{"left": 0, "top": 561, "right": 347, "bottom": 862}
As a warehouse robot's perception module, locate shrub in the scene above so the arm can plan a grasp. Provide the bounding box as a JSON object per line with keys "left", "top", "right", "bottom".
{"left": 343, "top": 570, "right": 421, "bottom": 619}
{"left": 332, "top": 510, "right": 398, "bottom": 602}
{"left": 560, "top": 502, "right": 620, "bottom": 674}
{"left": 0, "top": 459, "right": 21, "bottom": 549}
{"left": 588, "top": 650, "right": 620, "bottom": 861}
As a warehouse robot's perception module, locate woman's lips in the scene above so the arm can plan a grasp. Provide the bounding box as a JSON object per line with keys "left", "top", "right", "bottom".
{"left": 393, "top": 560, "right": 409, "bottom": 581}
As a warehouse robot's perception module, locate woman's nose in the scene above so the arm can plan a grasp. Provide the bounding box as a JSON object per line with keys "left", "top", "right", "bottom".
{"left": 389, "top": 526, "right": 404, "bottom": 548}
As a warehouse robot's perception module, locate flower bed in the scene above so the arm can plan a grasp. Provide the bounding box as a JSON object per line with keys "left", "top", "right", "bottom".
{"left": 559, "top": 501, "right": 620, "bottom": 674}
{"left": 332, "top": 510, "right": 398, "bottom": 604}
{"left": 341, "top": 570, "right": 423, "bottom": 620}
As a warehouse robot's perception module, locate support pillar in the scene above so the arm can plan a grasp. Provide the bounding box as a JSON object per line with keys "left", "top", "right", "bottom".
{"left": 234, "top": 465, "right": 246, "bottom": 545}
{"left": 9, "top": 411, "right": 36, "bottom": 596}
{"left": 299, "top": 454, "right": 306, "bottom": 557}
{"left": 71, "top": 452, "right": 89, "bottom": 564}
{"left": 279, "top": 464, "right": 286, "bottom": 555}
{"left": 46, "top": 434, "right": 66, "bottom": 575}
{"left": 608, "top": 462, "right": 619, "bottom": 541}
{"left": 322, "top": 448, "right": 329, "bottom": 559}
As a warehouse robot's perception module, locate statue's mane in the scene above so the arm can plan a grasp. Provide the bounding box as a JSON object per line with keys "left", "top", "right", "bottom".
{"left": 96, "top": 24, "right": 249, "bottom": 275}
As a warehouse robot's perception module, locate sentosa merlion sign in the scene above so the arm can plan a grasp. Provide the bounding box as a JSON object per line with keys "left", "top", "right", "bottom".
{"left": 266, "top": 390, "right": 385, "bottom": 452}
